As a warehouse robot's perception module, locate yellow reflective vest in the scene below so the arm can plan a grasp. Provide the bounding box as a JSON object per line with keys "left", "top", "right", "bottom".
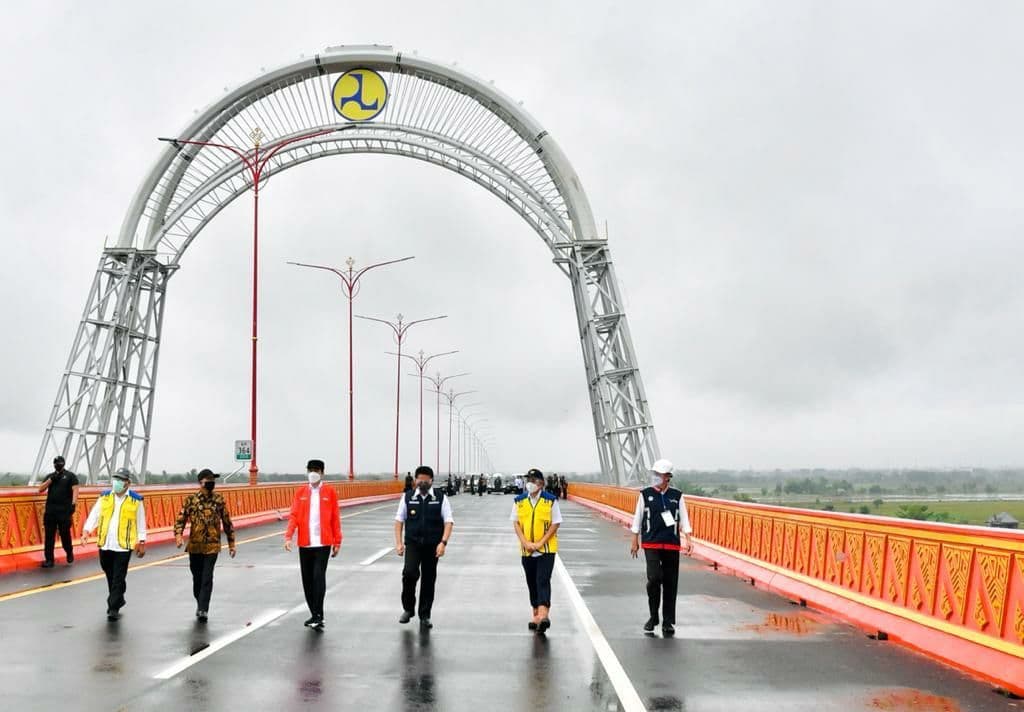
{"left": 97, "top": 490, "right": 144, "bottom": 549}
{"left": 514, "top": 491, "right": 559, "bottom": 556}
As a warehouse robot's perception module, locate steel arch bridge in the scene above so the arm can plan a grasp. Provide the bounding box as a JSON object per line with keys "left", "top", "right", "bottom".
{"left": 33, "top": 45, "right": 660, "bottom": 486}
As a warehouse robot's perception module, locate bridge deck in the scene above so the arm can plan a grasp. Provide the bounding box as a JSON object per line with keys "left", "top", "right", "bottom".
{"left": 0, "top": 496, "right": 1015, "bottom": 711}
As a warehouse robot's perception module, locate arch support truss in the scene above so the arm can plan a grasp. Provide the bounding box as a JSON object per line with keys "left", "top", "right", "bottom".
{"left": 33, "top": 46, "right": 659, "bottom": 485}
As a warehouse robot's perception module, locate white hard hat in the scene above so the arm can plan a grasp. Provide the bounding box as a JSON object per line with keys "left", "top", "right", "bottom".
{"left": 650, "top": 459, "right": 674, "bottom": 475}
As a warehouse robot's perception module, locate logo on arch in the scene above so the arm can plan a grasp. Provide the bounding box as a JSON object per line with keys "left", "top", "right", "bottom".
{"left": 332, "top": 69, "right": 388, "bottom": 121}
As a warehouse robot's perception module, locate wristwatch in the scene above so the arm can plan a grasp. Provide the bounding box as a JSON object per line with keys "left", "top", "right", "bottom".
{"left": 441, "top": 540, "right": 449, "bottom": 545}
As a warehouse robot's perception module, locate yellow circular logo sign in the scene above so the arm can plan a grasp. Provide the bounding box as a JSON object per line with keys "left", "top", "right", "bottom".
{"left": 332, "top": 69, "right": 388, "bottom": 121}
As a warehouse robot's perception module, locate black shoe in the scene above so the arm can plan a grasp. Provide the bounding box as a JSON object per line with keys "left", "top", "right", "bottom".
{"left": 419, "top": 618, "right": 433, "bottom": 629}
{"left": 107, "top": 609, "right": 121, "bottom": 621}
{"left": 197, "top": 610, "right": 208, "bottom": 622}
{"left": 643, "top": 617, "right": 658, "bottom": 632}
{"left": 311, "top": 617, "right": 325, "bottom": 631}
{"left": 537, "top": 618, "right": 551, "bottom": 634}
{"left": 661, "top": 623, "right": 675, "bottom": 636}
{"left": 66, "top": 554, "right": 74, "bottom": 564}
{"left": 528, "top": 621, "right": 538, "bottom": 631}
{"left": 41, "top": 561, "right": 54, "bottom": 569}
{"left": 303, "top": 616, "right": 317, "bottom": 627}
{"left": 399, "top": 611, "right": 413, "bottom": 624}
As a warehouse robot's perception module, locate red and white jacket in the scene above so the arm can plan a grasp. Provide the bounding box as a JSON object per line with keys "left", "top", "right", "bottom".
{"left": 285, "top": 484, "right": 342, "bottom": 547}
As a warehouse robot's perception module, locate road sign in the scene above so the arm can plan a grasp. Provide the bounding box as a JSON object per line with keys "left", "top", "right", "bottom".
{"left": 235, "top": 439, "right": 253, "bottom": 461}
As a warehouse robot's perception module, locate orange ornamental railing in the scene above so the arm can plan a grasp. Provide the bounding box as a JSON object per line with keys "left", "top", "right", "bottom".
{"left": 569, "top": 483, "right": 1024, "bottom": 660}
{"left": 0, "top": 480, "right": 402, "bottom": 556}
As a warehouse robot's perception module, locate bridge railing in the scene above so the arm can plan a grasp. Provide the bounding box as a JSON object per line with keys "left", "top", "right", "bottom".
{"left": 0, "top": 480, "right": 403, "bottom": 560}
{"left": 569, "top": 482, "right": 1024, "bottom": 694}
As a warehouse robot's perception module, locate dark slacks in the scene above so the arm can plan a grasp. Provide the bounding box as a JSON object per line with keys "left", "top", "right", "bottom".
{"left": 644, "top": 548, "right": 680, "bottom": 624}
{"left": 401, "top": 541, "right": 440, "bottom": 617}
{"left": 99, "top": 549, "right": 132, "bottom": 612}
{"left": 521, "top": 553, "right": 556, "bottom": 608}
{"left": 43, "top": 513, "right": 73, "bottom": 563}
{"left": 299, "top": 546, "right": 331, "bottom": 619}
{"left": 189, "top": 552, "right": 219, "bottom": 611}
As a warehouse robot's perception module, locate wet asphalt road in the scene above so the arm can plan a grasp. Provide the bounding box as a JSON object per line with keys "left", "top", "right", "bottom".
{"left": 0, "top": 494, "right": 1019, "bottom": 712}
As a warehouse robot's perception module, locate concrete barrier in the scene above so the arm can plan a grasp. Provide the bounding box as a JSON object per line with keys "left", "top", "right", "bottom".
{"left": 568, "top": 482, "right": 1024, "bottom": 696}
{"left": 0, "top": 480, "right": 403, "bottom": 573}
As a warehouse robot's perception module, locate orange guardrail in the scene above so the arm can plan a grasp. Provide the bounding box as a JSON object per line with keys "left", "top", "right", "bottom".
{"left": 569, "top": 482, "right": 1024, "bottom": 692}
{"left": 0, "top": 479, "right": 403, "bottom": 556}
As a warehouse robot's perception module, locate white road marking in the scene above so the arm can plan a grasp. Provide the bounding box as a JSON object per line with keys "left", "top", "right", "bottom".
{"left": 153, "top": 608, "right": 288, "bottom": 679}
{"left": 359, "top": 547, "right": 393, "bottom": 566}
{"left": 554, "top": 557, "right": 647, "bottom": 712}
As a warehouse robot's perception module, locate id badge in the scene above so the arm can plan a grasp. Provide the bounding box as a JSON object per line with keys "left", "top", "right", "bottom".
{"left": 661, "top": 511, "right": 676, "bottom": 527}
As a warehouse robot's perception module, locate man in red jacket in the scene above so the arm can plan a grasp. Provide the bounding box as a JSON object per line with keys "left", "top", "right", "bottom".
{"left": 284, "top": 459, "right": 341, "bottom": 630}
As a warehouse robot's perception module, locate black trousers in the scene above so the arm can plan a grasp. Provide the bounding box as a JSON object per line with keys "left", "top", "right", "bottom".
{"left": 402, "top": 541, "right": 440, "bottom": 617}
{"left": 43, "top": 513, "right": 73, "bottom": 563}
{"left": 299, "top": 546, "right": 331, "bottom": 619}
{"left": 189, "top": 552, "right": 219, "bottom": 611}
{"left": 644, "top": 548, "right": 680, "bottom": 624}
{"left": 521, "top": 553, "right": 556, "bottom": 608}
{"left": 99, "top": 549, "right": 132, "bottom": 612}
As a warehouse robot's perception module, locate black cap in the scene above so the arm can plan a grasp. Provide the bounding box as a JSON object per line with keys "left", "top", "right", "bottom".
{"left": 197, "top": 468, "right": 219, "bottom": 481}
{"left": 113, "top": 468, "right": 131, "bottom": 481}
{"left": 526, "top": 468, "right": 544, "bottom": 481}
{"left": 307, "top": 459, "right": 325, "bottom": 472}
{"left": 53, "top": 456, "right": 65, "bottom": 464}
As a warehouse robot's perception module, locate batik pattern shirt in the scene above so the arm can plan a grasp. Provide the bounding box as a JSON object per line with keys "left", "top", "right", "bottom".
{"left": 174, "top": 491, "right": 236, "bottom": 555}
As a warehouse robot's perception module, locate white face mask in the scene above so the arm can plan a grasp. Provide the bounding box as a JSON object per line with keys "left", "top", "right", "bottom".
{"left": 525, "top": 482, "right": 540, "bottom": 495}
{"left": 308, "top": 472, "right": 322, "bottom": 485}
{"left": 651, "top": 475, "right": 666, "bottom": 488}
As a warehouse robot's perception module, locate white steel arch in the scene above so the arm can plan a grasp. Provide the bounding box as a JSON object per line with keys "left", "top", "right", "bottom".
{"left": 33, "top": 45, "right": 659, "bottom": 485}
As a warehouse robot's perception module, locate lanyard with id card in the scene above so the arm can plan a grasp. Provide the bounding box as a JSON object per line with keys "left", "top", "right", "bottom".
{"left": 661, "top": 510, "right": 676, "bottom": 527}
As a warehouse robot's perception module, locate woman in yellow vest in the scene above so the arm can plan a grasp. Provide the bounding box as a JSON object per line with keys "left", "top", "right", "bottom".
{"left": 511, "top": 468, "right": 562, "bottom": 633}
{"left": 82, "top": 469, "right": 147, "bottom": 621}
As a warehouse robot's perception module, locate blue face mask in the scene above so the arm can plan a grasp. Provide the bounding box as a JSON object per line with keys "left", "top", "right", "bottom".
{"left": 112, "top": 480, "right": 127, "bottom": 494}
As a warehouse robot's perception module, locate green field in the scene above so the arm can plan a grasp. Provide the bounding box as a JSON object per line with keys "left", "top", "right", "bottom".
{"left": 776, "top": 499, "right": 1024, "bottom": 526}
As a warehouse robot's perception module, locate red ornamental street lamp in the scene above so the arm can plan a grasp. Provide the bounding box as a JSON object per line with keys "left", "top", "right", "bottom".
{"left": 392, "top": 349, "right": 457, "bottom": 467}
{"left": 425, "top": 372, "right": 469, "bottom": 476}
{"left": 434, "top": 388, "right": 476, "bottom": 478}
{"left": 288, "top": 256, "right": 415, "bottom": 479}
{"left": 356, "top": 314, "right": 447, "bottom": 479}
{"left": 159, "top": 125, "right": 355, "bottom": 486}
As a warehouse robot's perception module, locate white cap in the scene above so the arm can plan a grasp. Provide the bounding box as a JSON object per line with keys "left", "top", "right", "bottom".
{"left": 650, "top": 458, "right": 674, "bottom": 475}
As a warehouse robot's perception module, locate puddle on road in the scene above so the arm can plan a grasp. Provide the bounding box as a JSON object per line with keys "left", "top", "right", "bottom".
{"left": 742, "top": 611, "right": 826, "bottom": 636}
{"left": 868, "top": 688, "right": 962, "bottom": 712}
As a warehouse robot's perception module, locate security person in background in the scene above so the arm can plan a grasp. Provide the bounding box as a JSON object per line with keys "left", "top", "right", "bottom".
{"left": 630, "top": 458, "right": 692, "bottom": 636}
{"left": 82, "top": 469, "right": 146, "bottom": 621}
{"left": 37, "top": 455, "right": 80, "bottom": 568}
{"left": 174, "top": 468, "right": 236, "bottom": 621}
{"left": 394, "top": 466, "right": 454, "bottom": 629}
{"left": 512, "top": 468, "right": 561, "bottom": 633}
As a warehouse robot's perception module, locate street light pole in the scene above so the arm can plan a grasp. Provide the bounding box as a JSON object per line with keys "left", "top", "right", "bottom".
{"left": 432, "top": 389, "right": 476, "bottom": 479}
{"left": 424, "top": 372, "right": 469, "bottom": 476}
{"left": 356, "top": 314, "right": 446, "bottom": 479}
{"left": 288, "top": 256, "right": 415, "bottom": 479}
{"left": 393, "top": 350, "right": 457, "bottom": 466}
{"left": 160, "top": 126, "right": 354, "bottom": 485}
{"left": 454, "top": 404, "right": 482, "bottom": 474}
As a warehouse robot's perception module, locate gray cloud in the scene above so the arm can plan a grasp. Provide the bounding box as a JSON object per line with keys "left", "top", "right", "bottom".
{"left": 2, "top": 1, "right": 1024, "bottom": 473}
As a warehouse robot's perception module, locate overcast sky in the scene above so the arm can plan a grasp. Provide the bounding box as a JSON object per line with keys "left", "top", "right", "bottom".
{"left": 2, "top": 1, "right": 1023, "bottom": 475}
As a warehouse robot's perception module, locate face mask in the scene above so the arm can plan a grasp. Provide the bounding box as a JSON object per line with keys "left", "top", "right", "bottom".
{"left": 525, "top": 482, "right": 540, "bottom": 495}
{"left": 651, "top": 475, "right": 666, "bottom": 488}
{"left": 308, "top": 472, "right": 322, "bottom": 485}
{"left": 203, "top": 481, "right": 216, "bottom": 492}
{"left": 417, "top": 480, "right": 432, "bottom": 493}
{"left": 112, "top": 480, "right": 127, "bottom": 494}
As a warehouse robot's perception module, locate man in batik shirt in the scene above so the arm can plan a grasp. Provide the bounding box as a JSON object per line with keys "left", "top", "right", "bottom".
{"left": 174, "top": 468, "right": 236, "bottom": 621}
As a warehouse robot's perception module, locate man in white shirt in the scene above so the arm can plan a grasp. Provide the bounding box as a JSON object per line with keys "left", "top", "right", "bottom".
{"left": 82, "top": 469, "right": 147, "bottom": 621}
{"left": 394, "top": 466, "right": 454, "bottom": 629}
